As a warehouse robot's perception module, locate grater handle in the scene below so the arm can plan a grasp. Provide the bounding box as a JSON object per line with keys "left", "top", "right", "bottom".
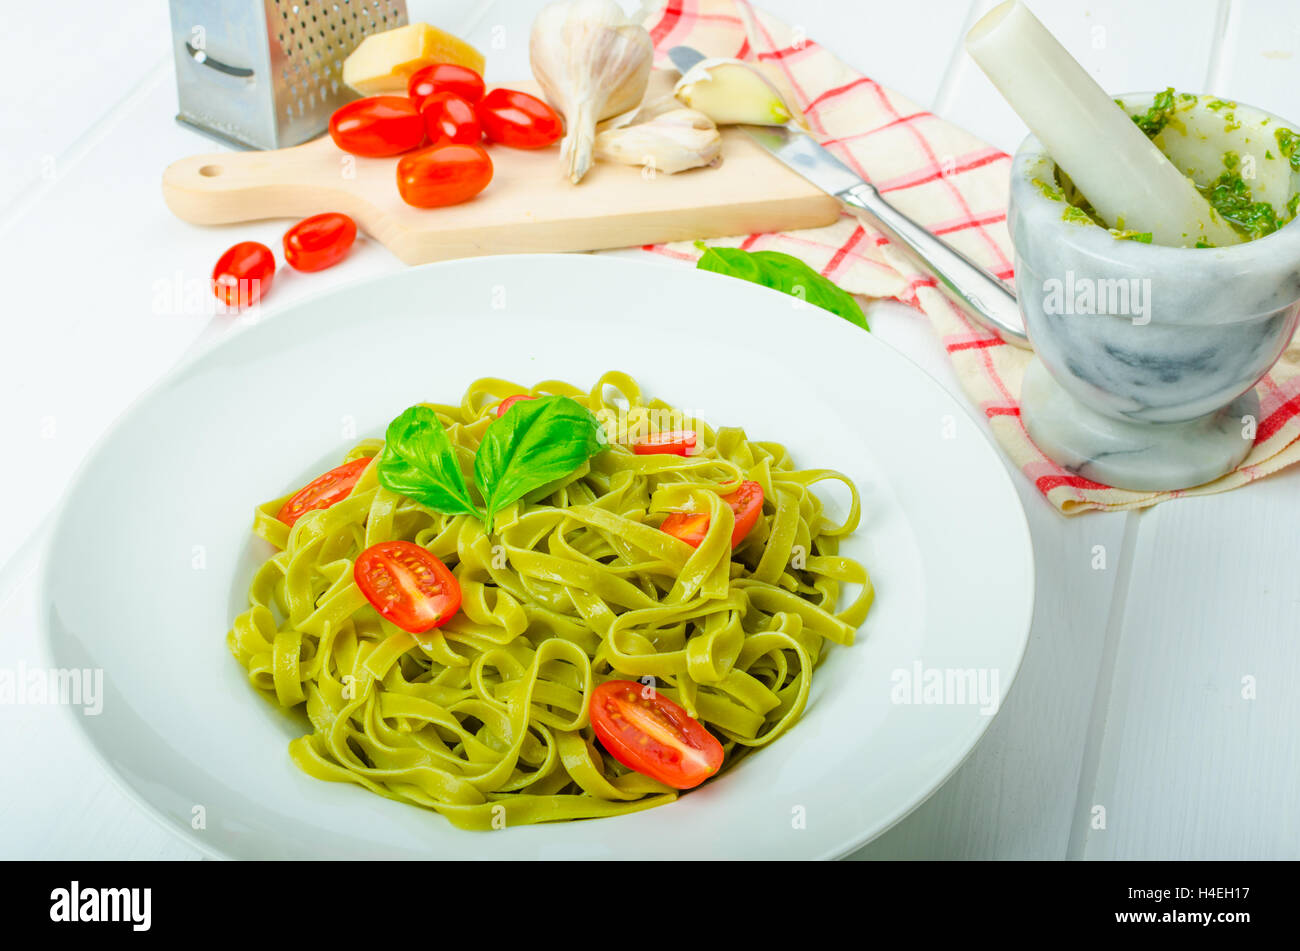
{"left": 183, "top": 41, "right": 254, "bottom": 79}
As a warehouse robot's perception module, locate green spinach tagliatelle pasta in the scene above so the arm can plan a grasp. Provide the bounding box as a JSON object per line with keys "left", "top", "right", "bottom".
{"left": 227, "top": 372, "right": 873, "bottom": 829}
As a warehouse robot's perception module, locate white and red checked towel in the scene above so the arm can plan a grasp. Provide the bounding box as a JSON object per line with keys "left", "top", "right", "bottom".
{"left": 620, "top": 0, "right": 1300, "bottom": 514}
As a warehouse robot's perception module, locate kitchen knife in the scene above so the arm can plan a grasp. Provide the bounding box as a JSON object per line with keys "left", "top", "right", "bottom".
{"left": 668, "top": 45, "right": 1029, "bottom": 348}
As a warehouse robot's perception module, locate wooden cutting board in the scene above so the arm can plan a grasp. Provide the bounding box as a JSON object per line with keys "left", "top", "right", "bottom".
{"left": 161, "top": 73, "right": 841, "bottom": 264}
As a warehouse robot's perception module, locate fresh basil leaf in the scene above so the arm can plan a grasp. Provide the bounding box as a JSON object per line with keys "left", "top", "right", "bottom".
{"left": 474, "top": 395, "right": 607, "bottom": 530}
{"left": 694, "top": 242, "right": 869, "bottom": 330}
{"left": 377, "top": 405, "right": 482, "bottom": 518}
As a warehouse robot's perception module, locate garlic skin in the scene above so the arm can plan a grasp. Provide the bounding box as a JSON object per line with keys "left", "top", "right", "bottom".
{"left": 594, "top": 108, "right": 722, "bottom": 174}
{"left": 529, "top": 0, "right": 654, "bottom": 184}
{"left": 673, "top": 58, "right": 793, "bottom": 126}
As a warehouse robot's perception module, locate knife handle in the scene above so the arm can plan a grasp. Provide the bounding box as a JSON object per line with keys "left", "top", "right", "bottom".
{"left": 839, "top": 182, "right": 1030, "bottom": 348}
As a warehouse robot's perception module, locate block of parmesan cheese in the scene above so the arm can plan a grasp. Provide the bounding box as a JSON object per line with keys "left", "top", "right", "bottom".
{"left": 342, "top": 23, "right": 486, "bottom": 94}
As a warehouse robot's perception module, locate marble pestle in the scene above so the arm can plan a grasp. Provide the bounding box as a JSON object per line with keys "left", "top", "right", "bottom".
{"left": 965, "top": 0, "right": 1240, "bottom": 248}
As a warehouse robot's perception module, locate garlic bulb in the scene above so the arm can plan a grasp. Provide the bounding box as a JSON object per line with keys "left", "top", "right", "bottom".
{"left": 674, "top": 58, "right": 792, "bottom": 126}
{"left": 594, "top": 108, "right": 722, "bottom": 174}
{"left": 529, "top": 0, "right": 654, "bottom": 184}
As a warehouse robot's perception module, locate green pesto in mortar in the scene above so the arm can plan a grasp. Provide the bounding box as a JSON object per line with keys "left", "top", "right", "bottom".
{"left": 1196, "top": 150, "right": 1281, "bottom": 240}
{"left": 1041, "top": 89, "right": 1300, "bottom": 245}
{"left": 1126, "top": 87, "right": 1179, "bottom": 136}
{"left": 1275, "top": 127, "right": 1300, "bottom": 171}
{"left": 1050, "top": 169, "right": 1152, "bottom": 242}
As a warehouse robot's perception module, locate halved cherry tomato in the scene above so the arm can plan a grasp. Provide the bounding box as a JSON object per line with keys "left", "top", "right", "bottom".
{"left": 633, "top": 430, "right": 697, "bottom": 456}
{"left": 276, "top": 456, "right": 373, "bottom": 527}
{"left": 660, "top": 480, "right": 764, "bottom": 549}
{"left": 329, "top": 96, "right": 424, "bottom": 157}
{"left": 590, "top": 680, "right": 724, "bottom": 790}
{"left": 212, "top": 241, "right": 275, "bottom": 307}
{"left": 408, "top": 63, "right": 486, "bottom": 109}
{"left": 722, "top": 480, "right": 764, "bottom": 543}
{"left": 495, "top": 394, "right": 537, "bottom": 417}
{"left": 476, "top": 88, "right": 563, "bottom": 149}
{"left": 420, "top": 92, "right": 482, "bottom": 146}
{"left": 282, "top": 212, "right": 357, "bottom": 272}
{"left": 658, "top": 512, "right": 710, "bottom": 547}
{"left": 354, "top": 540, "right": 462, "bottom": 634}
{"left": 396, "top": 143, "right": 493, "bottom": 208}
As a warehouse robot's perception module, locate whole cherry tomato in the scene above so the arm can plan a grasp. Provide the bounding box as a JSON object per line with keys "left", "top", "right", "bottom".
{"left": 408, "top": 63, "right": 486, "bottom": 109}
{"left": 476, "top": 88, "right": 563, "bottom": 149}
{"left": 282, "top": 212, "right": 357, "bottom": 272}
{"left": 212, "top": 241, "right": 275, "bottom": 307}
{"left": 328, "top": 96, "right": 424, "bottom": 157}
{"left": 420, "top": 92, "right": 482, "bottom": 146}
{"left": 396, "top": 143, "right": 493, "bottom": 208}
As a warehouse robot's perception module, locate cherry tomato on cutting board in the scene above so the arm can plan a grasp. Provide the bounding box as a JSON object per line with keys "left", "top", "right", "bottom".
{"left": 329, "top": 96, "right": 424, "bottom": 157}
{"left": 633, "top": 430, "right": 698, "bottom": 456}
{"left": 408, "top": 63, "right": 486, "bottom": 109}
{"left": 476, "top": 88, "right": 563, "bottom": 149}
{"left": 420, "top": 92, "right": 482, "bottom": 146}
{"left": 282, "top": 212, "right": 357, "bottom": 272}
{"left": 354, "top": 540, "right": 462, "bottom": 633}
{"left": 660, "top": 480, "right": 764, "bottom": 549}
{"left": 396, "top": 143, "right": 493, "bottom": 208}
{"left": 589, "top": 680, "right": 725, "bottom": 789}
{"left": 495, "top": 394, "right": 537, "bottom": 417}
{"left": 212, "top": 241, "right": 275, "bottom": 307}
{"left": 276, "top": 457, "right": 373, "bottom": 526}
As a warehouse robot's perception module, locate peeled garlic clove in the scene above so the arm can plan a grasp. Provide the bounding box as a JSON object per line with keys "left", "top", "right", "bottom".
{"left": 673, "top": 58, "right": 793, "bottom": 126}
{"left": 529, "top": 0, "right": 654, "bottom": 184}
{"left": 596, "top": 94, "right": 682, "bottom": 133}
{"left": 594, "top": 108, "right": 722, "bottom": 174}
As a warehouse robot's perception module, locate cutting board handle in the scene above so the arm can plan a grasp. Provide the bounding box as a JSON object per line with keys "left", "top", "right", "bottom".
{"left": 162, "top": 141, "right": 370, "bottom": 225}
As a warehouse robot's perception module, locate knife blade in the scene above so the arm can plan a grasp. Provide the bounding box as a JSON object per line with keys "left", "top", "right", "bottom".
{"left": 742, "top": 124, "right": 863, "bottom": 197}
{"left": 667, "top": 45, "right": 707, "bottom": 76}
{"left": 667, "top": 45, "right": 1027, "bottom": 347}
{"left": 742, "top": 123, "right": 1028, "bottom": 347}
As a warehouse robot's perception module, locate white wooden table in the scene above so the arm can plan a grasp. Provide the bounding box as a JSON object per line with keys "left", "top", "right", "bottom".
{"left": 2, "top": 0, "right": 1297, "bottom": 860}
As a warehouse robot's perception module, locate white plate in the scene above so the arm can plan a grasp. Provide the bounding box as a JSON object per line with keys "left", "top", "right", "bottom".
{"left": 40, "top": 254, "right": 1033, "bottom": 859}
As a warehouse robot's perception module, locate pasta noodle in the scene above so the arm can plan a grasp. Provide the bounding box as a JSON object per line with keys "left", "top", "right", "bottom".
{"left": 227, "top": 372, "right": 873, "bottom": 829}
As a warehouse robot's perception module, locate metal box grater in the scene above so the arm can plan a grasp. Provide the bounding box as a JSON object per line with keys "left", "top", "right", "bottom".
{"left": 169, "top": 0, "right": 409, "bottom": 151}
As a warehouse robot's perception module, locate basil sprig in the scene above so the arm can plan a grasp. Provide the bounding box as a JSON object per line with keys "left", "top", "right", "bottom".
{"left": 376, "top": 406, "right": 483, "bottom": 519}
{"left": 377, "top": 395, "right": 607, "bottom": 532}
{"left": 694, "top": 242, "right": 869, "bottom": 330}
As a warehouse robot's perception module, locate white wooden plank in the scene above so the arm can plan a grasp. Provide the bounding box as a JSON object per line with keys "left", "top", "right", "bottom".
{"left": 0, "top": 3, "right": 172, "bottom": 217}
{"left": 1081, "top": 467, "right": 1300, "bottom": 859}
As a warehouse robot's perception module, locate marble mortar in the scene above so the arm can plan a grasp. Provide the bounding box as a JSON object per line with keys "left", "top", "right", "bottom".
{"left": 1009, "top": 92, "right": 1300, "bottom": 491}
